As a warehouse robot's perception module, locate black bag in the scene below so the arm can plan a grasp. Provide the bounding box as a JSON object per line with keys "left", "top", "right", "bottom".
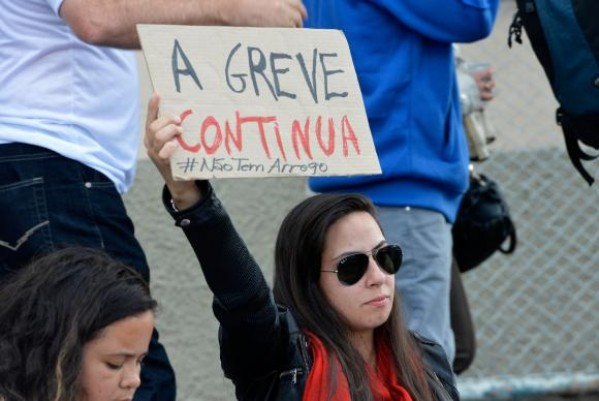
{"left": 452, "top": 173, "right": 517, "bottom": 272}
{"left": 508, "top": 0, "right": 599, "bottom": 185}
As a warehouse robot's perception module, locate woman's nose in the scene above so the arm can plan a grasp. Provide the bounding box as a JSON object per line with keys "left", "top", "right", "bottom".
{"left": 121, "top": 363, "right": 142, "bottom": 390}
{"left": 365, "top": 256, "right": 386, "bottom": 285}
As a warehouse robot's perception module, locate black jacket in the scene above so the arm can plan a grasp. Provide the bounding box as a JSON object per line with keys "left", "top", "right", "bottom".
{"left": 165, "top": 182, "right": 459, "bottom": 401}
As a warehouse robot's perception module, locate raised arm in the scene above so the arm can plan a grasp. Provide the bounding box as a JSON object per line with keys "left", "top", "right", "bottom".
{"left": 59, "top": 0, "right": 307, "bottom": 48}
{"left": 144, "top": 94, "right": 267, "bottom": 305}
{"left": 144, "top": 94, "right": 283, "bottom": 387}
{"left": 144, "top": 94, "right": 201, "bottom": 210}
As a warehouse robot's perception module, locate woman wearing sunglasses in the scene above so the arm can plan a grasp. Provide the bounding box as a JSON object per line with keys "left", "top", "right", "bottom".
{"left": 145, "top": 94, "right": 457, "bottom": 401}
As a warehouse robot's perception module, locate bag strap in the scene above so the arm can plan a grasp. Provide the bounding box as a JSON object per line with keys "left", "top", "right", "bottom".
{"left": 557, "top": 108, "right": 599, "bottom": 186}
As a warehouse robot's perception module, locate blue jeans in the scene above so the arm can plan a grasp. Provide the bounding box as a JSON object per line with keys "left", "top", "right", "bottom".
{"left": 376, "top": 206, "right": 455, "bottom": 364}
{"left": 0, "top": 143, "right": 176, "bottom": 401}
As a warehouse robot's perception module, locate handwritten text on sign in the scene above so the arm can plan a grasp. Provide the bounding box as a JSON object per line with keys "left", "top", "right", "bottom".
{"left": 137, "top": 25, "right": 380, "bottom": 179}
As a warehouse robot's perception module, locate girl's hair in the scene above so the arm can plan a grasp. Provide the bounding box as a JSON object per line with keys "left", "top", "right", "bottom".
{"left": 273, "top": 193, "right": 434, "bottom": 401}
{"left": 0, "top": 247, "right": 157, "bottom": 401}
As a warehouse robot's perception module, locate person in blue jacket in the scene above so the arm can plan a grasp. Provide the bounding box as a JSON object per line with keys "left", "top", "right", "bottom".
{"left": 303, "top": 0, "right": 500, "bottom": 365}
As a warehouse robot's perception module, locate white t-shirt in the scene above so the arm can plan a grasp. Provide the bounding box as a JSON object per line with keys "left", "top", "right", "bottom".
{"left": 0, "top": 0, "right": 140, "bottom": 193}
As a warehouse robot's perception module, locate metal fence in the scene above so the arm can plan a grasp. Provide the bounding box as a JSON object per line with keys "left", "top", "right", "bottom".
{"left": 455, "top": 1, "right": 599, "bottom": 398}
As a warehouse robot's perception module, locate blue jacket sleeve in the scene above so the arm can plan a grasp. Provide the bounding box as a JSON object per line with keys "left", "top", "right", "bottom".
{"left": 357, "top": 0, "right": 498, "bottom": 43}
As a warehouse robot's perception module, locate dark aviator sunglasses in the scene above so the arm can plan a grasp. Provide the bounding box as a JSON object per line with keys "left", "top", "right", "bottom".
{"left": 320, "top": 244, "right": 403, "bottom": 286}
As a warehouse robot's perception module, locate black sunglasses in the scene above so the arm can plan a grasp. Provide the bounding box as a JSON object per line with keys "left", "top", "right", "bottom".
{"left": 321, "top": 244, "right": 403, "bottom": 286}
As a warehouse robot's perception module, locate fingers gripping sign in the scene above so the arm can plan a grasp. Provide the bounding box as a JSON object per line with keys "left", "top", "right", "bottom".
{"left": 145, "top": 93, "right": 201, "bottom": 210}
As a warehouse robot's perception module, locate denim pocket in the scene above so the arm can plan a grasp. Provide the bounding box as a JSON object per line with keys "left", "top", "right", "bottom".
{"left": 0, "top": 177, "right": 52, "bottom": 276}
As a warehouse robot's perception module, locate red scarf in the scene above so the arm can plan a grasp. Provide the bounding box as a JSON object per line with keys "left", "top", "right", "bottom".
{"left": 302, "top": 332, "right": 413, "bottom": 401}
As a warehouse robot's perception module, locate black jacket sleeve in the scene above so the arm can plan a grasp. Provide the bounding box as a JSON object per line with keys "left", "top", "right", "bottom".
{"left": 163, "top": 182, "right": 283, "bottom": 390}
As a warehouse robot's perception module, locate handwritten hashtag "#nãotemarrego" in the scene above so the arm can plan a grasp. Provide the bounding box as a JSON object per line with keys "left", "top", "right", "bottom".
{"left": 177, "top": 158, "right": 198, "bottom": 173}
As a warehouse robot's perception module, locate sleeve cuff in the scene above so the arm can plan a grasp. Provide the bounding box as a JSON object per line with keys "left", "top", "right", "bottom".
{"left": 161, "top": 180, "right": 214, "bottom": 227}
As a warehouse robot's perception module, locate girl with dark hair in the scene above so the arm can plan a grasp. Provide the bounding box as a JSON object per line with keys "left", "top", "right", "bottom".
{"left": 0, "top": 247, "right": 157, "bottom": 401}
{"left": 145, "top": 94, "right": 458, "bottom": 401}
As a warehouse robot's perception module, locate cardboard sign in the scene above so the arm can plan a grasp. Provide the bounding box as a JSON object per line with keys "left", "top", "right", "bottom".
{"left": 137, "top": 25, "right": 381, "bottom": 179}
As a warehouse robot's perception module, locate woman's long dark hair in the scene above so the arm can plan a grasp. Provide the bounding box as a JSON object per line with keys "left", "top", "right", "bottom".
{"left": 0, "top": 247, "right": 157, "bottom": 401}
{"left": 273, "top": 193, "right": 434, "bottom": 401}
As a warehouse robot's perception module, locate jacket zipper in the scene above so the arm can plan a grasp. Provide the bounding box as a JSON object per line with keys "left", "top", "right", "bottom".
{"left": 279, "top": 368, "right": 303, "bottom": 384}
